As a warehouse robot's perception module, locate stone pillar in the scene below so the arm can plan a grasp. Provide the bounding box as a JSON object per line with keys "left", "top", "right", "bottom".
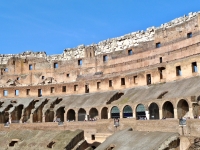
{"left": 174, "top": 108, "right": 178, "bottom": 119}
{"left": 9, "top": 113, "right": 12, "bottom": 124}
{"left": 120, "top": 110, "right": 123, "bottom": 119}
{"left": 133, "top": 110, "right": 136, "bottom": 119}
{"left": 64, "top": 111, "right": 67, "bottom": 122}
{"left": 159, "top": 109, "right": 163, "bottom": 119}
{"left": 145, "top": 111, "right": 149, "bottom": 120}
{"left": 53, "top": 111, "right": 56, "bottom": 122}
{"left": 108, "top": 111, "right": 111, "bottom": 119}
{"left": 30, "top": 114, "right": 33, "bottom": 123}
{"left": 42, "top": 114, "right": 45, "bottom": 122}
{"left": 188, "top": 107, "right": 193, "bottom": 118}
{"left": 19, "top": 109, "right": 25, "bottom": 123}
{"left": 75, "top": 112, "right": 79, "bottom": 121}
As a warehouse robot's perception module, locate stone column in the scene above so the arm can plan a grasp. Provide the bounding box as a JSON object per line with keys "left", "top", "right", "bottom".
{"left": 8, "top": 113, "right": 12, "bottom": 124}
{"left": 75, "top": 111, "right": 79, "bottom": 121}
{"left": 159, "top": 109, "right": 162, "bottom": 119}
{"left": 53, "top": 111, "right": 56, "bottom": 122}
{"left": 42, "top": 114, "right": 45, "bottom": 123}
{"left": 120, "top": 110, "right": 123, "bottom": 119}
{"left": 108, "top": 111, "right": 111, "bottom": 119}
{"left": 145, "top": 111, "right": 149, "bottom": 120}
{"left": 64, "top": 111, "right": 67, "bottom": 122}
{"left": 133, "top": 110, "right": 136, "bottom": 119}
{"left": 30, "top": 113, "right": 33, "bottom": 123}
{"left": 188, "top": 107, "right": 193, "bottom": 118}
{"left": 174, "top": 108, "right": 178, "bottom": 119}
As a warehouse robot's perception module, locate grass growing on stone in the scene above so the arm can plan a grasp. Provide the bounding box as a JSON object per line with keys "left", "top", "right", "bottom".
{"left": 119, "top": 97, "right": 129, "bottom": 104}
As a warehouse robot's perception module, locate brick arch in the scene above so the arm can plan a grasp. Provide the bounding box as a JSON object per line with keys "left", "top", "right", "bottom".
{"left": 56, "top": 106, "right": 65, "bottom": 122}
{"left": 135, "top": 103, "right": 147, "bottom": 120}
{"left": 147, "top": 101, "right": 162, "bottom": 109}
{"left": 11, "top": 104, "right": 24, "bottom": 123}
{"left": 45, "top": 109, "right": 54, "bottom": 122}
{"left": 177, "top": 99, "right": 189, "bottom": 119}
{"left": 122, "top": 105, "right": 133, "bottom": 118}
{"left": 148, "top": 102, "right": 160, "bottom": 120}
{"left": 110, "top": 106, "right": 120, "bottom": 119}
{"left": 78, "top": 108, "right": 86, "bottom": 121}
{"left": 89, "top": 107, "right": 99, "bottom": 119}
{"left": 66, "top": 109, "right": 76, "bottom": 121}
{"left": 175, "top": 98, "right": 191, "bottom": 108}
{"left": 162, "top": 101, "right": 174, "bottom": 119}
{"left": 100, "top": 107, "right": 108, "bottom": 119}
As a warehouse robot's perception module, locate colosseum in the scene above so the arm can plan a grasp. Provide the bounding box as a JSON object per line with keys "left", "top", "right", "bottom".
{"left": 0, "top": 11, "right": 200, "bottom": 150}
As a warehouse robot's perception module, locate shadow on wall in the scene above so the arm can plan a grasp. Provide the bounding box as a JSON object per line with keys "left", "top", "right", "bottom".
{"left": 106, "top": 92, "right": 124, "bottom": 104}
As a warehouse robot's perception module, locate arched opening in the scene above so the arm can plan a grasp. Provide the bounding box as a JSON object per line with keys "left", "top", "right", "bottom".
{"left": 177, "top": 99, "right": 189, "bottom": 119}
{"left": 56, "top": 107, "right": 65, "bottom": 122}
{"left": 136, "top": 104, "right": 146, "bottom": 120}
{"left": 89, "top": 108, "right": 98, "bottom": 119}
{"left": 33, "top": 99, "right": 48, "bottom": 123}
{"left": 22, "top": 100, "right": 39, "bottom": 123}
{"left": 78, "top": 108, "right": 86, "bottom": 121}
{"left": 162, "top": 101, "right": 174, "bottom": 118}
{"left": 67, "top": 109, "right": 75, "bottom": 121}
{"left": 11, "top": 105, "right": 23, "bottom": 123}
{"left": 101, "top": 107, "right": 108, "bottom": 119}
{"left": 110, "top": 106, "right": 120, "bottom": 118}
{"left": 123, "top": 105, "right": 133, "bottom": 118}
{"left": 2, "top": 104, "right": 13, "bottom": 123}
{"left": 45, "top": 109, "right": 54, "bottom": 122}
{"left": 0, "top": 112, "right": 8, "bottom": 123}
{"left": 149, "top": 103, "right": 159, "bottom": 120}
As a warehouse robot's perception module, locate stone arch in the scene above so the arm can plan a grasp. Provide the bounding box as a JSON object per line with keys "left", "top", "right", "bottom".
{"left": 22, "top": 100, "right": 39, "bottom": 123}
{"left": 56, "top": 107, "right": 65, "bottom": 122}
{"left": 136, "top": 104, "right": 146, "bottom": 120}
{"left": 89, "top": 108, "right": 98, "bottom": 119}
{"left": 11, "top": 104, "right": 23, "bottom": 123}
{"left": 101, "top": 107, "right": 108, "bottom": 119}
{"left": 78, "top": 108, "right": 86, "bottom": 121}
{"left": 149, "top": 102, "right": 159, "bottom": 120}
{"left": 177, "top": 99, "right": 189, "bottom": 119}
{"left": 123, "top": 105, "right": 133, "bottom": 118}
{"left": 110, "top": 106, "right": 120, "bottom": 118}
{"left": 33, "top": 99, "right": 48, "bottom": 123}
{"left": 45, "top": 109, "right": 54, "bottom": 122}
{"left": 162, "top": 101, "right": 174, "bottom": 118}
{"left": 67, "top": 109, "right": 76, "bottom": 121}
{"left": 0, "top": 104, "right": 14, "bottom": 123}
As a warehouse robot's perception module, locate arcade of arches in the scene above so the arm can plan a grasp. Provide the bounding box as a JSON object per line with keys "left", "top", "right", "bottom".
{"left": 0, "top": 99, "right": 192, "bottom": 123}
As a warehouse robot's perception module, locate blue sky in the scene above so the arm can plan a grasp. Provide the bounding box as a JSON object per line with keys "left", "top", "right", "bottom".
{"left": 0, "top": 1, "right": 199, "bottom": 55}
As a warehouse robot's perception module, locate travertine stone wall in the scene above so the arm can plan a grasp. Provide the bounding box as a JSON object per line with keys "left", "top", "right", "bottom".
{"left": 0, "top": 12, "right": 200, "bottom": 97}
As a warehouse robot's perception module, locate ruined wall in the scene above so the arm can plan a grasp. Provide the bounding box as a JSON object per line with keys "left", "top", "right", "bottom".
{"left": 0, "top": 12, "right": 200, "bottom": 98}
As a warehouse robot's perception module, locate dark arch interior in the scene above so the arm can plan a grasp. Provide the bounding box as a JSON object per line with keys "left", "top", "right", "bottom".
{"left": 33, "top": 99, "right": 48, "bottom": 123}
{"left": 177, "top": 100, "right": 189, "bottom": 119}
{"left": 89, "top": 108, "right": 98, "bottom": 119}
{"left": 111, "top": 106, "right": 120, "bottom": 118}
{"left": 11, "top": 105, "right": 23, "bottom": 123}
{"left": 123, "top": 105, "right": 133, "bottom": 118}
{"left": 45, "top": 109, "right": 54, "bottom": 122}
{"left": 101, "top": 107, "right": 108, "bottom": 119}
{"left": 67, "top": 109, "right": 75, "bottom": 121}
{"left": 162, "top": 101, "right": 174, "bottom": 118}
{"left": 78, "top": 108, "right": 86, "bottom": 121}
{"left": 136, "top": 104, "right": 146, "bottom": 120}
{"left": 56, "top": 107, "right": 65, "bottom": 122}
{"left": 149, "top": 103, "right": 159, "bottom": 120}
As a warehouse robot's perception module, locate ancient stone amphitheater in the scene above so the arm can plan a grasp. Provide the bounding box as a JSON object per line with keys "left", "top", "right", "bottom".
{"left": 0, "top": 11, "right": 200, "bottom": 150}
